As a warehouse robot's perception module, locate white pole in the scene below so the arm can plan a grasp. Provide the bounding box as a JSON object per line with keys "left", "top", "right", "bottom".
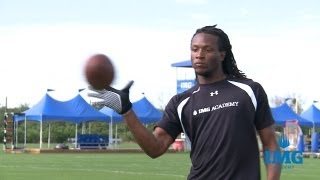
{"left": 15, "top": 120, "right": 18, "bottom": 148}
{"left": 115, "top": 124, "right": 118, "bottom": 149}
{"left": 75, "top": 123, "right": 78, "bottom": 149}
{"left": 48, "top": 123, "right": 51, "bottom": 149}
{"left": 24, "top": 116, "right": 26, "bottom": 148}
{"left": 82, "top": 122, "right": 86, "bottom": 134}
{"left": 40, "top": 120, "right": 43, "bottom": 149}
{"left": 109, "top": 117, "right": 113, "bottom": 148}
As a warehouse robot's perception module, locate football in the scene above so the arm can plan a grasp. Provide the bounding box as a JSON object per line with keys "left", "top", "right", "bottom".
{"left": 84, "top": 54, "right": 114, "bottom": 89}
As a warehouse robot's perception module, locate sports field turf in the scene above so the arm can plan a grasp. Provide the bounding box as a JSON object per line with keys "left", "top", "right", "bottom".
{"left": 0, "top": 151, "right": 319, "bottom": 180}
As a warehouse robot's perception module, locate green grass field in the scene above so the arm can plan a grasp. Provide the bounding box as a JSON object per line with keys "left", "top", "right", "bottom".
{"left": 0, "top": 148, "right": 319, "bottom": 180}
{"left": 0, "top": 151, "right": 190, "bottom": 180}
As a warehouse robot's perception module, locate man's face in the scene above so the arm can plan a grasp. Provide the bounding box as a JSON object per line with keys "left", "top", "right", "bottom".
{"left": 191, "top": 33, "right": 225, "bottom": 77}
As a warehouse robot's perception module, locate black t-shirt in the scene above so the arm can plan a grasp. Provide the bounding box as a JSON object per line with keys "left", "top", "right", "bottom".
{"left": 156, "top": 77, "right": 274, "bottom": 180}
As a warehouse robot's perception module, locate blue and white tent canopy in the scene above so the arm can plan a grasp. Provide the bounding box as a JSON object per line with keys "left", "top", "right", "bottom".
{"left": 300, "top": 105, "right": 320, "bottom": 128}
{"left": 14, "top": 93, "right": 108, "bottom": 122}
{"left": 99, "top": 96, "right": 163, "bottom": 124}
{"left": 271, "top": 103, "right": 313, "bottom": 127}
{"left": 171, "top": 60, "right": 192, "bottom": 68}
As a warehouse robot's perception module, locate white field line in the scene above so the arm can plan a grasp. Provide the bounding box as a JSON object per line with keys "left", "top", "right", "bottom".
{"left": 0, "top": 164, "right": 186, "bottom": 178}
{"left": 280, "top": 172, "right": 319, "bottom": 178}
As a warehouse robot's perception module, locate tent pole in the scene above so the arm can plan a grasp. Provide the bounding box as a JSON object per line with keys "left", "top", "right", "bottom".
{"left": 115, "top": 124, "right": 118, "bottom": 149}
{"left": 15, "top": 120, "right": 18, "bottom": 148}
{"left": 82, "top": 122, "right": 85, "bottom": 134}
{"left": 109, "top": 117, "right": 113, "bottom": 149}
{"left": 75, "top": 123, "right": 78, "bottom": 149}
{"left": 312, "top": 123, "right": 315, "bottom": 138}
{"left": 24, "top": 116, "right": 26, "bottom": 148}
{"left": 40, "top": 120, "right": 43, "bottom": 149}
{"left": 48, "top": 123, "right": 51, "bottom": 149}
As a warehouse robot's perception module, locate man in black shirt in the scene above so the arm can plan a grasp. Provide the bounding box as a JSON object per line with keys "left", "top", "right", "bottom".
{"left": 89, "top": 25, "right": 281, "bottom": 180}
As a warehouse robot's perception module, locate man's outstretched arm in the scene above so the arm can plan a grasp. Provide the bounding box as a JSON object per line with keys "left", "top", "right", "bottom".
{"left": 88, "top": 81, "right": 174, "bottom": 158}
{"left": 258, "top": 125, "right": 281, "bottom": 180}
{"left": 123, "top": 110, "right": 174, "bottom": 158}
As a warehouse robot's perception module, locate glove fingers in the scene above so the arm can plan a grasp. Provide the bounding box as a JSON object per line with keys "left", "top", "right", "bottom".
{"left": 88, "top": 86, "right": 107, "bottom": 94}
{"left": 105, "top": 86, "right": 117, "bottom": 92}
{"left": 92, "top": 101, "right": 105, "bottom": 106}
{"left": 87, "top": 93, "right": 102, "bottom": 98}
{"left": 122, "top": 80, "right": 134, "bottom": 92}
{"left": 88, "top": 85, "right": 96, "bottom": 91}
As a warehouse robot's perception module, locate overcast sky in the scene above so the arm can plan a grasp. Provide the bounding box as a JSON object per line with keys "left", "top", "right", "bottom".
{"left": 0, "top": 0, "right": 319, "bottom": 109}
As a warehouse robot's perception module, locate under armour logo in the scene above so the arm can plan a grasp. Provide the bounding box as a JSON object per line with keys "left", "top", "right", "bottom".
{"left": 210, "top": 91, "right": 218, "bottom": 96}
{"left": 193, "top": 110, "right": 197, "bottom": 116}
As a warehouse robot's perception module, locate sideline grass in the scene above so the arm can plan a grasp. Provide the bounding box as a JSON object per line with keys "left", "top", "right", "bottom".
{"left": 0, "top": 150, "right": 319, "bottom": 180}
{"left": 0, "top": 152, "right": 190, "bottom": 180}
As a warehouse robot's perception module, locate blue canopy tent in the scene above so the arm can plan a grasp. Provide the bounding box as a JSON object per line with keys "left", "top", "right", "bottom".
{"left": 99, "top": 107, "right": 123, "bottom": 147}
{"left": 14, "top": 93, "right": 75, "bottom": 149}
{"left": 99, "top": 96, "right": 163, "bottom": 124}
{"left": 64, "top": 94, "right": 110, "bottom": 122}
{"left": 14, "top": 93, "right": 109, "bottom": 149}
{"left": 271, "top": 103, "right": 313, "bottom": 152}
{"left": 60, "top": 94, "right": 110, "bottom": 149}
{"left": 15, "top": 94, "right": 77, "bottom": 122}
{"left": 271, "top": 103, "right": 313, "bottom": 127}
{"left": 99, "top": 96, "right": 162, "bottom": 147}
{"left": 99, "top": 107, "right": 123, "bottom": 122}
{"left": 300, "top": 105, "right": 320, "bottom": 128}
{"left": 300, "top": 105, "right": 320, "bottom": 152}
{"left": 171, "top": 60, "right": 192, "bottom": 68}
{"left": 132, "top": 97, "right": 163, "bottom": 124}
{"left": 15, "top": 94, "right": 108, "bottom": 122}
{"left": 99, "top": 95, "right": 163, "bottom": 121}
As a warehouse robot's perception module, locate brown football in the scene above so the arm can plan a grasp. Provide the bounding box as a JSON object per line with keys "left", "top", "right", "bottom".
{"left": 84, "top": 54, "right": 114, "bottom": 89}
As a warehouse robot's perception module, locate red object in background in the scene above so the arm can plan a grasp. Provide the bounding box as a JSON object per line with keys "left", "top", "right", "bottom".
{"left": 172, "top": 139, "right": 185, "bottom": 151}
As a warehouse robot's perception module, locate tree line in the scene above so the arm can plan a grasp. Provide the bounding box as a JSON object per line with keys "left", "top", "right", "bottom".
{"left": 0, "top": 105, "right": 156, "bottom": 145}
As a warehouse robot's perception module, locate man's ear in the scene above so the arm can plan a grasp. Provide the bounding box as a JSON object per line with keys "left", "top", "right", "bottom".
{"left": 219, "top": 51, "right": 226, "bottom": 61}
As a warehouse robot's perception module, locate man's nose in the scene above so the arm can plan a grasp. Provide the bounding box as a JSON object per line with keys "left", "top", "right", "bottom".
{"left": 196, "top": 49, "right": 205, "bottom": 59}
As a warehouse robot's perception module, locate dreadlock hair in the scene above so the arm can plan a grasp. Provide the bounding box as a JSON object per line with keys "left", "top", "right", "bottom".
{"left": 192, "top": 25, "right": 247, "bottom": 79}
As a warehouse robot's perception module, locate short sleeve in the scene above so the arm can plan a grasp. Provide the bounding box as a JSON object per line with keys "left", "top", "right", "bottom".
{"left": 155, "top": 96, "right": 183, "bottom": 140}
{"left": 254, "top": 83, "right": 275, "bottom": 130}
